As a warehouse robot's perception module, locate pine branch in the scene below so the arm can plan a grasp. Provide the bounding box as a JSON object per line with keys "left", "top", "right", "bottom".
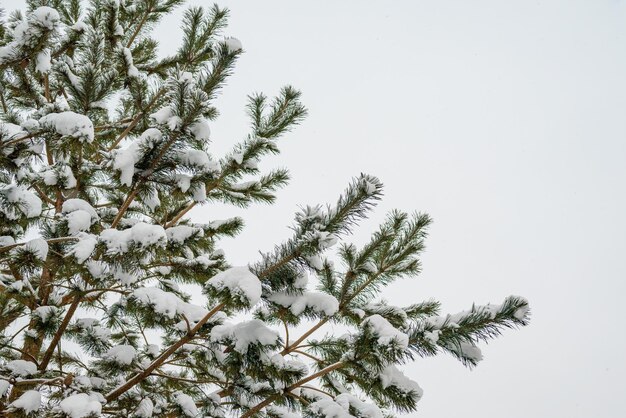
{"left": 105, "top": 302, "right": 225, "bottom": 403}
{"left": 240, "top": 362, "right": 345, "bottom": 418}
{"left": 38, "top": 296, "right": 81, "bottom": 371}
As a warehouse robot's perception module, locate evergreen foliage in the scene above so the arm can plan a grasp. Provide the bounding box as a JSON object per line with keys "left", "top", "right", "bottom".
{"left": 0, "top": 1, "right": 530, "bottom": 417}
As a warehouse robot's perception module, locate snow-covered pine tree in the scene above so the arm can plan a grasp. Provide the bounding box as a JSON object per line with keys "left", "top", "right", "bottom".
{"left": 0, "top": 1, "right": 530, "bottom": 417}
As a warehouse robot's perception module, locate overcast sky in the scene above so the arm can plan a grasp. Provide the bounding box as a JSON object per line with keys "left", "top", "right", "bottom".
{"left": 167, "top": 1, "right": 626, "bottom": 416}
{"left": 7, "top": 0, "right": 626, "bottom": 416}
{"left": 182, "top": 1, "right": 626, "bottom": 417}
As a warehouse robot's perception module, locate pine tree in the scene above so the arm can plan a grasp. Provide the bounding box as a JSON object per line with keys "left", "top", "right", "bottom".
{"left": 0, "top": 1, "right": 530, "bottom": 417}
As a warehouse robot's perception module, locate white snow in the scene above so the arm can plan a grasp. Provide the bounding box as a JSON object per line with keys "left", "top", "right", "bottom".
{"left": 70, "top": 233, "right": 97, "bottom": 263}
{"left": 9, "top": 390, "right": 41, "bottom": 414}
{"left": 149, "top": 107, "right": 173, "bottom": 124}
{"left": 379, "top": 365, "right": 423, "bottom": 400}
{"left": 112, "top": 128, "right": 162, "bottom": 186}
{"left": 99, "top": 222, "right": 167, "bottom": 254}
{"left": 166, "top": 225, "right": 203, "bottom": 244}
{"left": 134, "top": 398, "right": 154, "bottom": 417}
{"left": 162, "top": 112, "right": 181, "bottom": 130}
{"left": 231, "top": 152, "right": 244, "bottom": 165}
{"left": 192, "top": 183, "right": 207, "bottom": 202}
{"left": 42, "top": 169, "right": 57, "bottom": 185}
{"left": 293, "top": 273, "right": 308, "bottom": 289}
{"left": 112, "top": 148, "right": 137, "bottom": 187}
{"left": 59, "top": 393, "right": 102, "bottom": 418}
{"left": 142, "top": 188, "right": 160, "bottom": 210}
{"left": 146, "top": 344, "right": 160, "bottom": 357}
{"left": 268, "top": 291, "right": 339, "bottom": 316}
{"left": 34, "top": 305, "right": 59, "bottom": 323}
{"left": 224, "top": 37, "right": 243, "bottom": 52}
{"left": 25, "top": 238, "right": 48, "bottom": 260}
{"left": 425, "top": 296, "right": 529, "bottom": 333}
{"left": 59, "top": 165, "right": 77, "bottom": 188}
{"left": 71, "top": 21, "right": 88, "bottom": 32}
{"left": 364, "top": 303, "right": 408, "bottom": 322}
{"left": 1, "top": 185, "right": 42, "bottom": 219}
{"left": 188, "top": 119, "right": 211, "bottom": 141}
{"left": 122, "top": 47, "right": 139, "bottom": 77}
{"left": 113, "top": 268, "right": 138, "bottom": 286}
{"left": 174, "top": 173, "right": 192, "bottom": 192}
{"left": 207, "top": 266, "right": 262, "bottom": 306}
{"left": 85, "top": 260, "right": 108, "bottom": 278}
{"left": 362, "top": 178, "right": 379, "bottom": 195}
{"left": 105, "top": 345, "right": 136, "bottom": 365}
{"left": 0, "top": 236, "right": 15, "bottom": 246}
{"left": 1, "top": 123, "right": 26, "bottom": 142}
{"left": 66, "top": 210, "right": 93, "bottom": 235}
{"left": 304, "top": 255, "right": 324, "bottom": 270}
{"left": 177, "top": 149, "right": 218, "bottom": 172}
{"left": 0, "top": 7, "right": 60, "bottom": 64}
{"left": 210, "top": 319, "right": 279, "bottom": 353}
{"left": 512, "top": 297, "right": 530, "bottom": 320}
{"left": 423, "top": 330, "right": 441, "bottom": 344}
{"left": 450, "top": 341, "right": 483, "bottom": 363}
{"left": 308, "top": 397, "right": 352, "bottom": 418}
{"left": 132, "top": 287, "right": 208, "bottom": 324}
{"left": 32, "top": 6, "right": 60, "bottom": 29}
{"left": 39, "top": 111, "right": 94, "bottom": 142}
{"left": 72, "top": 376, "right": 92, "bottom": 390}
{"left": 312, "top": 231, "right": 338, "bottom": 249}
{"left": 267, "top": 406, "right": 300, "bottom": 418}
{"left": 173, "top": 392, "right": 198, "bottom": 417}
{"left": 5, "top": 359, "right": 37, "bottom": 377}
{"left": 361, "top": 315, "right": 409, "bottom": 349}
{"left": 335, "top": 393, "right": 383, "bottom": 418}
{"left": 76, "top": 318, "right": 111, "bottom": 344}
{"left": 62, "top": 199, "right": 98, "bottom": 219}
{"left": 35, "top": 48, "right": 51, "bottom": 73}
{"left": 21, "top": 119, "right": 39, "bottom": 132}
{"left": 0, "top": 380, "right": 9, "bottom": 397}
{"left": 75, "top": 317, "right": 98, "bottom": 327}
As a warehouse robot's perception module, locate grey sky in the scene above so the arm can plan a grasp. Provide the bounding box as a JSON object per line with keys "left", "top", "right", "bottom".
{"left": 6, "top": 0, "right": 626, "bottom": 416}
{"left": 176, "top": 1, "right": 624, "bottom": 417}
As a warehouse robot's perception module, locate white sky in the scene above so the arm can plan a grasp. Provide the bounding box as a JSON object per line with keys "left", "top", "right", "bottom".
{"left": 177, "top": 2, "right": 626, "bottom": 417}
{"left": 174, "top": 0, "right": 626, "bottom": 418}
{"left": 7, "top": 0, "right": 626, "bottom": 416}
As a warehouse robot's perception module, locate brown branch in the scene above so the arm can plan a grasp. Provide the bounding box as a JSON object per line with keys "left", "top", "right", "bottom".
{"left": 38, "top": 296, "right": 81, "bottom": 371}
{"left": 150, "top": 372, "right": 225, "bottom": 386}
{"left": 32, "top": 184, "right": 55, "bottom": 205}
{"left": 126, "top": 5, "right": 152, "bottom": 48}
{"left": 301, "top": 385, "right": 334, "bottom": 398}
{"left": 105, "top": 88, "right": 165, "bottom": 155}
{"left": 106, "top": 114, "right": 142, "bottom": 152}
{"left": 4, "top": 132, "right": 37, "bottom": 146}
{"left": 281, "top": 317, "right": 329, "bottom": 355}
{"left": 239, "top": 362, "right": 345, "bottom": 418}
{"left": 0, "top": 91, "right": 7, "bottom": 113}
{"left": 280, "top": 269, "right": 386, "bottom": 357}
{"left": 0, "top": 237, "right": 79, "bottom": 255}
{"left": 110, "top": 189, "right": 139, "bottom": 228}
{"left": 110, "top": 128, "right": 180, "bottom": 228}
{"left": 105, "top": 303, "right": 225, "bottom": 403}
{"left": 2, "top": 345, "right": 40, "bottom": 367}
{"left": 163, "top": 182, "right": 221, "bottom": 228}
{"left": 258, "top": 252, "right": 299, "bottom": 279}
{"left": 290, "top": 349, "right": 323, "bottom": 363}
{"left": 282, "top": 318, "right": 289, "bottom": 349}
{"left": 44, "top": 74, "right": 51, "bottom": 102}
{"left": 164, "top": 201, "right": 196, "bottom": 228}
{"left": 1, "top": 376, "right": 63, "bottom": 387}
{"left": 94, "top": 117, "right": 133, "bottom": 132}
